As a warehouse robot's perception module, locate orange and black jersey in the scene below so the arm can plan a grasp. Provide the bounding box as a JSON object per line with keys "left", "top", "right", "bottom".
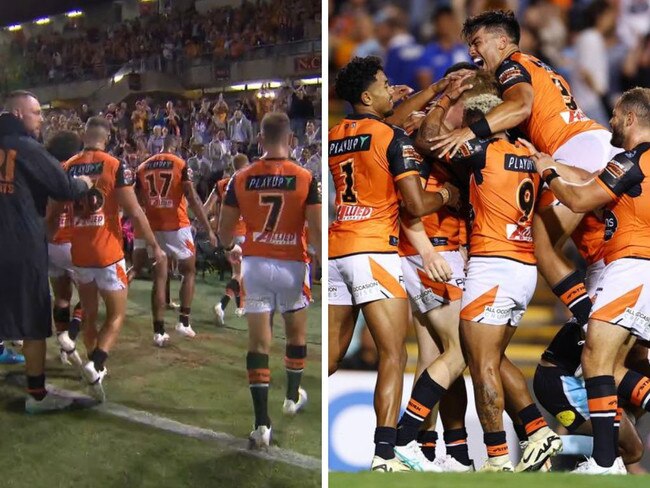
{"left": 65, "top": 150, "right": 133, "bottom": 267}
{"left": 223, "top": 158, "right": 320, "bottom": 262}
{"left": 595, "top": 143, "right": 650, "bottom": 264}
{"left": 136, "top": 153, "right": 191, "bottom": 232}
{"left": 216, "top": 177, "right": 245, "bottom": 236}
{"left": 571, "top": 211, "right": 605, "bottom": 266}
{"left": 329, "top": 113, "right": 423, "bottom": 258}
{"left": 451, "top": 137, "right": 541, "bottom": 264}
{"left": 495, "top": 52, "right": 603, "bottom": 155}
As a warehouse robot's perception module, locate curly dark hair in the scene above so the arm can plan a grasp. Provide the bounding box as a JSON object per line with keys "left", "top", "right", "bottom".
{"left": 335, "top": 56, "right": 383, "bottom": 106}
{"left": 46, "top": 130, "right": 82, "bottom": 162}
{"left": 462, "top": 10, "right": 520, "bottom": 45}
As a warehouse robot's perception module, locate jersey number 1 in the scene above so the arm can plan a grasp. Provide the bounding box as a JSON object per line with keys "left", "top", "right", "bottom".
{"left": 340, "top": 159, "right": 357, "bottom": 203}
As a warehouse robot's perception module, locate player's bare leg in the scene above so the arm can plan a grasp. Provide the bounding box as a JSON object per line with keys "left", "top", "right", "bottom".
{"left": 246, "top": 311, "right": 274, "bottom": 448}
{"left": 580, "top": 319, "right": 634, "bottom": 470}
{"left": 361, "top": 298, "right": 409, "bottom": 465}
{"left": 214, "top": 255, "right": 242, "bottom": 327}
{"left": 328, "top": 304, "right": 358, "bottom": 375}
{"left": 282, "top": 307, "right": 308, "bottom": 415}
{"left": 151, "top": 257, "right": 169, "bottom": 346}
{"left": 50, "top": 275, "right": 82, "bottom": 365}
{"left": 175, "top": 256, "right": 196, "bottom": 338}
{"left": 127, "top": 247, "right": 148, "bottom": 282}
{"left": 78, "top": 281, "right": 100, "bottom": 355}
{"left": 534, "top": 205, "right": 591, "bottom": 324}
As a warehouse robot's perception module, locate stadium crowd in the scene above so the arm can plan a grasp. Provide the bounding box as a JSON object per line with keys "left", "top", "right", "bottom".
{"left": 1, "top": 0, "right": 320, "bottom": 85}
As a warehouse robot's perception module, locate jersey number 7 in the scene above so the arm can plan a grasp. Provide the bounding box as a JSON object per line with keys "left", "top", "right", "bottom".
{"left": 260, "top": 193, "right": 284, "bottom": 232}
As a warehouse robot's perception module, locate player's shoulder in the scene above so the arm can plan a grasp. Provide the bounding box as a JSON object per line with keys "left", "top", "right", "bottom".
{"left": 619, "top": 142, "right": 650, "bottom": 166}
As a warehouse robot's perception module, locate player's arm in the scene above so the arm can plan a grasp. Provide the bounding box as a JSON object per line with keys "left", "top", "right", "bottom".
{"left": 305, "top": 176, "right": 322, "bottom": 264}
{"left": 218, "top": 176, "right": 241, "bottom": 251}
{"left": 400, "top": 214, "right": 451, "bottom": 282}
{"left": 429, "top": 62, "right": 534, "bottom": 157}
{"left": 183, "top": 180, "right": 217, "bottom": 246}
{"left": 203, "top": 186, "right": 219, "bottom": 218}
{"left": 45, "top": 199, "right": 65, "bottom": 240}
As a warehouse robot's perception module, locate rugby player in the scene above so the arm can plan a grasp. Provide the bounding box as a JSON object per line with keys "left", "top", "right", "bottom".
{"left": 218, "top": 112, "right": 321, "bottom": 449}
{"left": 207, "top": 153, "right": 249, "bottom": 325}
{"left": 50, "top": 116, "right": 166, "bottom": 401}
{"left": 521, "top": 87, "right": 650, "bottom": 474}
{"left": 429, "top": 10, "right": 620, "bottom": 330}
{"left": 328, "top": 56, "right": 459, "bottom": 471}
{"left": 136, "top": 134, "right": 216, "bottom": 345}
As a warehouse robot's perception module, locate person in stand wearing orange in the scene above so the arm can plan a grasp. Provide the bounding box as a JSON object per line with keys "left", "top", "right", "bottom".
{"left": 328, "top": 56, "right": 460, "bottom": 471}
{"left": 136, "top": 134, "right": 216, "bottom": 345}
{"left": 521, "top": 87, "right": 650, "bottom": 474}
{"left": 205, "top": 153, "right": 249, "bottom": 325}
{"left": 50, "top": 116, "right": 166, "bottom": 402}
{"left": 45, "top": 131, "right": 85, "bottom": 367}
{"left": 219, "top": 112, "right": 321, "bottom": 449}
{"left": 429, "top": 10, "right": 621, "bottom": 337}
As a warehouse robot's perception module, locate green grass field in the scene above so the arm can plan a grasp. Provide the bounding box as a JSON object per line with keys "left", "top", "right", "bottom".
{"left": 0, "top": 273, "right": 322, "bottom": 488}
{"left": 329, "top": 472, "right": 650, "bottom": 487}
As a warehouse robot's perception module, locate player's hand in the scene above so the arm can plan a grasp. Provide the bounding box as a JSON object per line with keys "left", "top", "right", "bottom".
{"left": 443, "top": 182, "right": 460, "bottom": 208}
{"left": 392, "top": 85, "right": 414, "bottom": 103}
{"left": 444, "top": 75, "right": 474, "bottom": 103}
{"left": 226, "top": 244, "right": 242, "bottom": 263}
{"left": 517, "top": 138, "right": 554, "bottom": 174}
{"left": 421, "top": 250, "right": 452, "bottom": 282}
{"left": 458, "top": 245, "right": 469, "bottom": 265}
{"left": 208, "top": 231, "right": 218, "bottom": 247}
{"left": 445, "top": 69, "right": 475, "bottom": 82}
{"left": 403, "top": 111, "right": 426, "bottom": 135}
{"left": 151, "top": 246, "right": 168, "bottom": 270}
{"left": 429, "top": 127, "right": 475, "bottom": 158}
{"left": 77, "top": 175, "right": 93, "bottom": 188}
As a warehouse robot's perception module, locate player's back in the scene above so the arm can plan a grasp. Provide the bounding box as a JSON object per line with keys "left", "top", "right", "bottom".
{"left": 136, "top": 152, "right": 189, "bottom": 232}
{"left": 226, "top": 158, "right": 318, "bottom": 262}
{"left": 498, "top": 52, "right": 603, "bottom": 155}
{"left": 329, "top": 114, "right": 420, "bottom": 258}
{"left": 456, "top": 138, "right": 540, "bottom": 264}
{"left": 65, "top": 149, "right": 132, "bottom": 267}
{"left": 600, "top": 143, "right": 650, "bottom": 263}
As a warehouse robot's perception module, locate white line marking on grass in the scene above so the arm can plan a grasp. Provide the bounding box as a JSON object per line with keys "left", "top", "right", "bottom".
{"left": 47, "top": 385, "right": 321, "bottom": 471}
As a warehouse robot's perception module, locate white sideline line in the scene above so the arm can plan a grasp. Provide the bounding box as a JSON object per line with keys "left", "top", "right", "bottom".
{"left": 46, "top": 385, "right": 321, "bottom": 471}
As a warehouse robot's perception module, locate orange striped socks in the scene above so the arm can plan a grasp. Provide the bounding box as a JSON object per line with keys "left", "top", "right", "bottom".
{"left": 552, "top": 271, "right": 592, "bottom": 325}
{"left": 586, "top": 375, "right": 617, "bottom": 467}
{"left": 396, "top": 370, "right": 446, "bottom": 446}
{"left": 484, "top": 431, "right": 509, "bottom": 458}
{"left": 518, "top": 403, "right": 549, "bottom": 439}
{"left": 285, "top": 345, "right": 306, "bottom": 402}
{"left": 618, "top": 369, "right": 650, "bottom": 411}
{"left": 247, "top": 352, "right": 270, "bottom": 428}
{"left": 444, "top": 428, "right": 471, "bottom": 466}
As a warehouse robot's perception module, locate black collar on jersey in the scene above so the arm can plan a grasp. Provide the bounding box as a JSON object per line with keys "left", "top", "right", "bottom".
{"left": 345, "top": 113, "right": 383, "bottom": 121}
{"left": 631, "top": 142, "right": 650, "bottom": 154}
{"left": 0, "top": 112, "right": 30, "bottom": 138}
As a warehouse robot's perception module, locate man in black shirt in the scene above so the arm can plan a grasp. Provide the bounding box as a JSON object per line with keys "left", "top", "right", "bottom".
{"left": 0, "top": 91, "right": 91, "bottom": 413}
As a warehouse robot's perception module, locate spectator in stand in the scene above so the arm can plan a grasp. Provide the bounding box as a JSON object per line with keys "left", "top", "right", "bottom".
{"left": 165, "top": 101, "right": 181, "bottom": 136}
{"left": 131, "top": 100, "right": 149, "bottom": 135}
{"left": 187, "top": 140, "right": 212, "bottom": 200}
{"left": 288, "top": 82, "right": 315, "bottom": 140}
{"left": 207, "top": 128, "right": 232, "bottom": 183}
{"left": 80, "top": 103, "right": 94, "bottom": 123}
{"left": 303, "top": 119, "right": 320, "bottom": 146}
{"left": 622, "top": 33, "right": 650, "bottom": 90}
{"left": 146, "top": 125, "right": 165, "bottom": 154}
{"left": 228, "top": 109, "right": 254, "bottom": 152}
{"left": 212, "top": 95, "right": 230, "bottom": 131}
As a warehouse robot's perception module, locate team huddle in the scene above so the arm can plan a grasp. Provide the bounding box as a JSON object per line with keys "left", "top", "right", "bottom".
{"left": 36, "top": 109, "right": 321, "bottom": 448}
{"left": 328, "top": 10, "right": 650, "bottom": 475}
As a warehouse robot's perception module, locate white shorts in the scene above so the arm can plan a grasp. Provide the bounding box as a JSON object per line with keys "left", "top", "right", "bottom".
{"left": 328, "top": 253, "right": 406, "bottom": 306}
{"left": 460, "top": 257, "right": 537, "bottom": 326}
{"left": 552, "top": 129, "right": 622, "bottom": 174}
{"left": 590, "top": 258, "right": 650, "bottom": 341}
{"left": 401, "top": 251, "right": 465, "bottom": 314}
{"left": 135, "top": 227, "right": 195, "bottom": 261}
{"left": 585, "top": 259, "right": 605, "bottom": 299}
{"left": 74, "top": 259, "right": 128, "bottom": 291}
{"left": 48, "top": 242, "right": 74, "bottom": 279}
{"left": 241, "top": 256, "right": 310, "bottom": 314}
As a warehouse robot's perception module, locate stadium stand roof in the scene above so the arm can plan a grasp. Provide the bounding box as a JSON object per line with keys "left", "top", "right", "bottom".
{"left": 1, "top": 0, "right": 112, "bottom": 26}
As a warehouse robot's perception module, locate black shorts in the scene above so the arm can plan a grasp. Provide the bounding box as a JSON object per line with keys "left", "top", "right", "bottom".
{"left": 533, "top": 364, "right": 588, "bottom": 432}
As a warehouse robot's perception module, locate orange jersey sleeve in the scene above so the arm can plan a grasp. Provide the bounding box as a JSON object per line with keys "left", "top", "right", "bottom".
{"left": 224, "top": 158, "right": 321, "bottom": 261}
{"left": 136, "top": 153, "right": 190, "bottom": 232}
{"left": 496, "top": 53, "right": 603, "bottom": 155}
{"left": 571, "top": 211, "right": 605, "bottom": 266}
{"left": 329, "top": 114, "right": 422, "bottom": 258}
{"left": 455, "top": 138, "right": 540, "bottom": 264}
{"left": 596, "top": 145, "right": 650, "bottom": 263}
{"left": 66, "top": 150, "right": 133, "bottom": 267}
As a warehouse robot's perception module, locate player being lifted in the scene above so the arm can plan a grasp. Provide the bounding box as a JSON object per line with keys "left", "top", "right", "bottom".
{"left": 204, "top": 153, "right": 250, "bottom": 325}
{"left": 219, "top": 112, "right": 321, "bottom": 449}
{"left": 135, "top": 134, "right": 216, "bottom": 346}
{"left": 328, "top": 56, "right": 460, "bottom": 471}
{"left": 49, "top": 117, "right": 166, "bottom": 401}
{"left": 429, "top": 10, "right": 621, "bottom": 330}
